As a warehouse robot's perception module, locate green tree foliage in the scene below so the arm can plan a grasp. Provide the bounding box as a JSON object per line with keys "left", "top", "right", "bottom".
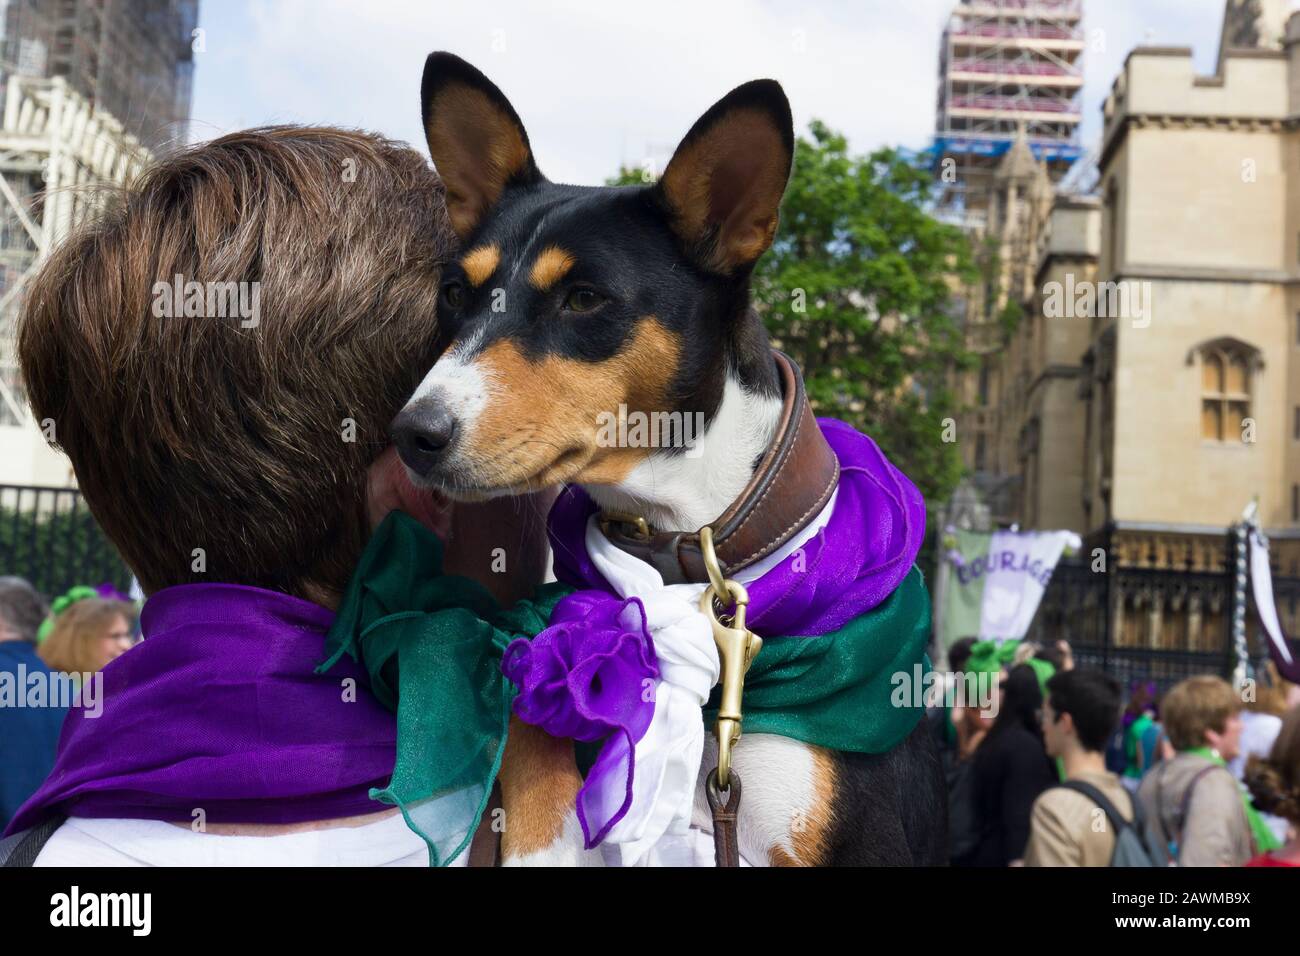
{"left": 610, "top": 120, "right": 976, "bottom": 509}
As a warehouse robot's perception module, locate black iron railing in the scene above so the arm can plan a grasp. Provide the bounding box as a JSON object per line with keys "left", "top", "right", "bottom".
{"left": 1032, "top": 530, "right": 1285, "bottom": 694}
{"left": 0, "top": 484, "right": 131, "bottom": 599}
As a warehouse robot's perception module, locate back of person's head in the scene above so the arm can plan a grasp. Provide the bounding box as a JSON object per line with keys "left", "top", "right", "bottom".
{"left": 0, "top": 576, "right": 48, "bottom": 643}
{"left": 1160, "top": 675, "right": 1239, "bottom": 752}
{"left": 948, "top": 636, "right": 978, "bottom": 673}
{"left": 993, "top": 663, "right": 1044, "bottom": 739}
{"left": 38, "top": 597, "right": 136, "bottom": 675}
{"left": 1245, "top": 706, "right": 1300, "bottom": 826}
{"left": 1045, "top": 666, "right": 1122, "bottom": 753}
{"left": 18, "top": 127, "right": 454, "bottom": 602}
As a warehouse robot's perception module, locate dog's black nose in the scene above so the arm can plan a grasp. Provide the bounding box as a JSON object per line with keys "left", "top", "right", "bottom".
{"left": 391, "top": 400, "right": 458, "bottom": 477}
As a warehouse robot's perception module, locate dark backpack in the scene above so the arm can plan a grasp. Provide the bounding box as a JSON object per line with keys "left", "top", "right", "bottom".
{"left": 1054, "top": 779, "right": 1157, "bottom": 867}
{"left": 0, "top": 815, "right": 65, "bottom": 867}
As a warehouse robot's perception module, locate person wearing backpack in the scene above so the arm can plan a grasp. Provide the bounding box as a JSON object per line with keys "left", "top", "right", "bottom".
{"left": 1136, "top": 676, "right": 1267, "bottom": 867}
{"left": 1025, "top": 667, "right": 1146, "bottom": 866}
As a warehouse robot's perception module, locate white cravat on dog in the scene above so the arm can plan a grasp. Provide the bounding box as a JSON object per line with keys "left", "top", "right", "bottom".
{"left": 581, "top": 490, "right": 839, "bottom": 866}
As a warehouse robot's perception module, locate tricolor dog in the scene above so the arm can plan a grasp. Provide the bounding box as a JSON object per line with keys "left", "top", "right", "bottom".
{"left": 393, "top": 53, "right": 946, "bottom": 866}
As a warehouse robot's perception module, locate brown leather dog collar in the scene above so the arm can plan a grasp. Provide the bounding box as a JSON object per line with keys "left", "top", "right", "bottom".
{"left": 600, "top": 350, "right": 839, "bottom": 586}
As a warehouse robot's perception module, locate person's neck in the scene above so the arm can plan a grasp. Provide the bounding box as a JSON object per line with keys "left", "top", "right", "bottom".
{"left": 1060, "top": 743, "right": 1107, "bottom": 779}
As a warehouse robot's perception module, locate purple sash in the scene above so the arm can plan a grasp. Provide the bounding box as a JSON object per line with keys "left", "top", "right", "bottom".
{"left": 5, "top": 583, "right": 396, "bottom": 835}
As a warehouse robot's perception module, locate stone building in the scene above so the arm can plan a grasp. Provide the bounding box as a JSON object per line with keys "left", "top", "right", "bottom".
{"left": 949, "top": 0, "right": 1300, "bottom": 680}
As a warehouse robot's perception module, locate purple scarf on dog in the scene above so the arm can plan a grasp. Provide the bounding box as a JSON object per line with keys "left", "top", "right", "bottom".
{"left": 548, "top": 417, "right": 926, "bottom": 636}
{"left": 5, "top": 583, "right": 395, "bottom": 836}
{"left": 504, "top": 416, "right": 928, "bottom": 848}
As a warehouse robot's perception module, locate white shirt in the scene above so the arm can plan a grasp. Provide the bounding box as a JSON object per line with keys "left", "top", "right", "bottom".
{"left": 34, "top": 813, "right": 429, "bottom": 867}
{"left": 1228, "top": 711, "right": 1283, "bottom": 780}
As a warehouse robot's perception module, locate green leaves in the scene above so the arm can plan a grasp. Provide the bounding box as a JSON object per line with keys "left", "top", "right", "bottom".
{"left": 754, "top": 123, "right": 974, "bottom": 510}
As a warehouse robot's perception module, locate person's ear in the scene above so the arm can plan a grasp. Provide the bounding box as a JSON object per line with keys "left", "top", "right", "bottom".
{"left": 656, "top": 78, "right": 793, "bottom": 276}
{"left": 421, "top": 52, "right": 543, "bottom": 239}
{"left": 1204, "top": 725, "right": 1223, "bottom": 751}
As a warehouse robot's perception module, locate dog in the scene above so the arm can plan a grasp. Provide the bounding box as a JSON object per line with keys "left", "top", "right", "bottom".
{"left": 391, "top": 52, "right": 946, "bottom": 866}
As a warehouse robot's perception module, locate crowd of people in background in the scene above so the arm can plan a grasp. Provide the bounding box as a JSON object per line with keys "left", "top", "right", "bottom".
{"left": 0, "top": 577, "right": 138, "bottom": 830}
{"left": 936, "top": 636, "right": 1300, "bottom": 867}
{"left": 6, "top": 569, "right": 1300, "bottom": 868}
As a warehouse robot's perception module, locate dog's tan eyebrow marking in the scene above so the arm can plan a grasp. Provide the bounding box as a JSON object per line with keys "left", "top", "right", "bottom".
{"left": 461, "top": 244, "right": 500, "bottom": 287}
{"left": 528, "top": 245, "right": 576, "bottom": 292}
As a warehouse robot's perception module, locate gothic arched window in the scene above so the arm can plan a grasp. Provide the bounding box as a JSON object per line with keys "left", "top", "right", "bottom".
{"left": 1191, "top": 338, "right": 1260, "bottom": 442}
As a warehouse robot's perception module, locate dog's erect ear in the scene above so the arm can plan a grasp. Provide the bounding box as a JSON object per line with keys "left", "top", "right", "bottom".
{"left": 421, "top": 52, "right": 542, "bottom": 238}
{"left": 656, "top": 79, "right": 793, "bottom": 275}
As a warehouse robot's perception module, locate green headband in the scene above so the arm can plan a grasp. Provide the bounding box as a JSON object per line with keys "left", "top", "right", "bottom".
{"left": 964, "top": 638, "right": 1020, "bottom": 676}
{"left": 36, "top": 585, "right": 100, "bottom": 643}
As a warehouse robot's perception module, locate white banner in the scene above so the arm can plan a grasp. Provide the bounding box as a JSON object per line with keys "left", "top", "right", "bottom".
{"left": 978, "top": 529, "right": 1082, "bottom": 641}
{"left": 1247, "top": 529, "right": 1298, "bottom": 677}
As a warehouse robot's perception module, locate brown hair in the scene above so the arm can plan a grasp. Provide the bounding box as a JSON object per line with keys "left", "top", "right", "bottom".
{"left": 39, "top": 598, "right": 135, "bottom": 675}
{"left": 1161, "top": 675, "right": 1241, "bottom": 752}
{"left": 1245, "top": 706, "right": 1300, "bottom": 825}
{"left": 19, "top": 127, "right": 453, "bottom": 600}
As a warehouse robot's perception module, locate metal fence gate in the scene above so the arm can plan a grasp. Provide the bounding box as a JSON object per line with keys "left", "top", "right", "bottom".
{"left": 0, "top": 484, "right": 131, "bottom": 599}
{"left": 1031, "top": 529, "right": 1287, "bottom": 694}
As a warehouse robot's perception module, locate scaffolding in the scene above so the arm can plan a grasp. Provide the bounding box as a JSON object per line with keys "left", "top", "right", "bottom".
{"left": 934, "top": 0, "right": 1086, "bottom": 217}
{"left": 0, "top": 0, "right": 198, "bottom": 155}
{"left": 0, "top": 73, "right": 150, "bottom": 429}
{"left": 0, "top": 1, "right": 194, "bottom": 485}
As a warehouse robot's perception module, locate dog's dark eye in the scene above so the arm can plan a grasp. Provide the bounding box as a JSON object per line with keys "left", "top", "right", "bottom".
{"left": 562, "top": 287, "right": 605, "bottom": 314}
{"left": 442, "top": 280, "right": 465, "bottom": 309}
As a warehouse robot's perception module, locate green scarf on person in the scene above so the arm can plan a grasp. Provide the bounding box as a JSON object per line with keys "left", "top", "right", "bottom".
{"left": 319, "top": 511, "right": 932, "bottom": 865}
{"left": 1185, "top": 746, "right": 1283, "bottom": 853}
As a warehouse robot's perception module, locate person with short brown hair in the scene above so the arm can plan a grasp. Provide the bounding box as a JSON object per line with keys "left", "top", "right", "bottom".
{"left": 1136, "top": 675, "right": 1256, "bottom": 866}
{"left": 19, "top": 126, "right": 456, "bottom": 603}
{"left": 4, "top": 126, "right": 550, "bottom": 866}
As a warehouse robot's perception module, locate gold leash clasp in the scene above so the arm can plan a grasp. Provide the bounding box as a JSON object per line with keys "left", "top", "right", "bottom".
{"left": 699, "top": 526, "right": 762, "bottom": 789}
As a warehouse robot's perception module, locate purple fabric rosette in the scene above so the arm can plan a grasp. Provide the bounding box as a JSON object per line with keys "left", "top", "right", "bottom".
{"left": 501, "top": 591, "right": 660, "bottom": 847}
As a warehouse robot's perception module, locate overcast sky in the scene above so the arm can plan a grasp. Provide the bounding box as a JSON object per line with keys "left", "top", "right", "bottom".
{"left": 189, "top": 0, "right": 1243, "bottom": 185}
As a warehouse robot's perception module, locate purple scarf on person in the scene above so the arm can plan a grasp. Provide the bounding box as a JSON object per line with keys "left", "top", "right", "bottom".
{"left": 5, "top": 583, "right": 397, "bottom": 836}
{"left": 547, "top": 417, "right": 926, "bottom": 637}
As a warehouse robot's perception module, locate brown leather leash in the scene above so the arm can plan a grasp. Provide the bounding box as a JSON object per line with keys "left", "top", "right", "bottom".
{"left": 601, "top": 350, "right": 837, "bottom": 867}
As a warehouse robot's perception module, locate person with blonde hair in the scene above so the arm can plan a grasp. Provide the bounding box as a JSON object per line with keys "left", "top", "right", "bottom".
{"left": 38, "top": 595, "right": 136, "bottom": 679}
{"left": 1245, "top": 706, "right": 1300, "bottom": 867}
{"left": 1136, "top": 675, "right": 1271, "bottom": 865}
